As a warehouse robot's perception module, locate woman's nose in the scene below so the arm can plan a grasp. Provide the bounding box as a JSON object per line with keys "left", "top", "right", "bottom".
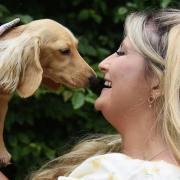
{"left": 98, "top": 57, "right": 111, "bottom": 73}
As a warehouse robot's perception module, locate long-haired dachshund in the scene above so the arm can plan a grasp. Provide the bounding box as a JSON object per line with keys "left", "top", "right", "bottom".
{"left": 0, "top": 19, "right": 96, "bottom": 165}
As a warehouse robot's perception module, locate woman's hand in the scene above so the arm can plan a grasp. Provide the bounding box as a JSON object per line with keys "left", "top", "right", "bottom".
{"left": 0, "top": 18, "right": 20, "bottom": 36}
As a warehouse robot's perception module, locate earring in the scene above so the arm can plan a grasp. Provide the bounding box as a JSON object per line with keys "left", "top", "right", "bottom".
{"left": 148, "top": 96, "right": 154, "bottom": 108}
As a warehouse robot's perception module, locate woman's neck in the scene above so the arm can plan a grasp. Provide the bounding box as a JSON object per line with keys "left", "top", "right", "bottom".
{"left": 116, "top": 107, "right": 179, "bottom": 166}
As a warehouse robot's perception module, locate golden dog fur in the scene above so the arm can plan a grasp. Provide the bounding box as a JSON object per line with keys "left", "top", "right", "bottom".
{"left": 0, "top": 19, "right": 96, "bottom": 165}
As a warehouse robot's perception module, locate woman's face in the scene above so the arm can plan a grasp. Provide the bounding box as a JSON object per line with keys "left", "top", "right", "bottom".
{"left": 95, "top": 37, "right": 151, "bottom": 127}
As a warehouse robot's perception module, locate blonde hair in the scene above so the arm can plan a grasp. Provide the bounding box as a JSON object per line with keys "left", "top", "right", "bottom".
{"left": 125, "top": 8, "right": 180, "bottom": 162}
{"left": 28, "top": 134, "right": 122, "bottom": 179}
{"left": 30, "top": 9, "right": 180, "bottom": 179}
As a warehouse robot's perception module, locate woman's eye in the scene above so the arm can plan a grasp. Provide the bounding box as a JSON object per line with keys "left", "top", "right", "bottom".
{"left": 59, "top": 49, "right": 71, "bottom": 55}
{"left": 116, "top": 51, "right": 125, "bottom": 56}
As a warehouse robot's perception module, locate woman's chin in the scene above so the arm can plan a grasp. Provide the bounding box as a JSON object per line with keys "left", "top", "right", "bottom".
{"left": 94, "top": 97, "right": 102, "bottom": 111}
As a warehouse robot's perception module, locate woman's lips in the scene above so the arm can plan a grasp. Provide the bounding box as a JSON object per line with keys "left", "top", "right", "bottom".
{"left": 101, "top": 87, "right": 112, "bottom": 95}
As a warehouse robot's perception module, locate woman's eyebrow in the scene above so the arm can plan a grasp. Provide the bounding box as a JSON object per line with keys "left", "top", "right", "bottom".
{"left": 118, "top": 43, "right": 127, "bottom": 51}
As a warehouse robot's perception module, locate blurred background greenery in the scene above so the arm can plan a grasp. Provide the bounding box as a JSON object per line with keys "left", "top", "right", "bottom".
{"left": 0, "top": 0, "right": 179, "bottom": 179}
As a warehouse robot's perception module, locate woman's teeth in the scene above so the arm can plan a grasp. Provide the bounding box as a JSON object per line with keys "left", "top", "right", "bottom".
{"left": 104, "top": 81, "right": 112, "bottom": 88}
{"left": 88, "top": 77, "right": 112, "bottom": 94}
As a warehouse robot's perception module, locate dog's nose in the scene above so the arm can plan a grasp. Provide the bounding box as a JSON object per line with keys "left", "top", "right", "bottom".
{"left": 88, "top": 75, "right": 98, "bottom": 86}
{"left": 88, "top": 76, "right": 104, "bottom": 94}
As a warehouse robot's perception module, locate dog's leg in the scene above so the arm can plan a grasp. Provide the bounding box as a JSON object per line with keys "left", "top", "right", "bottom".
{"left": 0, "top": 94, "right": 11, "bottom": 166}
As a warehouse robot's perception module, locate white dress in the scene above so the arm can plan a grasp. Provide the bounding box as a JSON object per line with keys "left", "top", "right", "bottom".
{"left": 58, "top": 153, "right": 180, "bottom": 180}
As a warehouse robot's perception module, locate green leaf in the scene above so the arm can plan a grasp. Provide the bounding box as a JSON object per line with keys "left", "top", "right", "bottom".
{"left": 85, "top": 95, "right": 97, "bottom": 104}
{"left": 78, "top": 38, "right": 97, "bottom": 56}
{"left": 0, "top": 4, "right": 9, "bottom": 18}
{"left": 29, "top": 143, "right": 42, "bottom": 155}
{"left": 18, "top": 134, "right": 30, "bottom": 144}
{"left": 96, "top": 47, "right": 110, "bottom": 58}
{"left": 78, "top": 9, "right": 102, "bottom": 23}
{"left": 9, "top": 136, "right": 18, "bottom": 147}
{"left": 72, "top": 92, "right": 85, "bottom": 109}
{"left": 85, "top": 89, "right": 97, "bottom": 104}
{"left": 160, "top": 0, "right": 172, "bottom": 8}
{"left": 16, "top": 14, "right": 33, "bottom": 23}
{"left": 114, "top": 7, "right": 128, "bottom": 23}
{"left": 78, "top": 9, "right": 90, "bottom": 20}
{"left": 63, "top": 90, "right": 73, "bottom": 102}
{"left": 43, "top": 146, "right": 56, "bottom": 159}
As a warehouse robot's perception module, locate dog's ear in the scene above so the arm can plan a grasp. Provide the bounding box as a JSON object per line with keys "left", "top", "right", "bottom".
{"left": 42, "top": 77, "right": 61, "bottom": 91}
{"left": 17, "top": 37, "right": 43, "bottom": 98}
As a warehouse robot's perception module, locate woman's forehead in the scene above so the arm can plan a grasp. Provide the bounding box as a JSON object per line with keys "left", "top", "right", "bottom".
{"left": 121, "top": 37, "right": 144, "bottom": 56}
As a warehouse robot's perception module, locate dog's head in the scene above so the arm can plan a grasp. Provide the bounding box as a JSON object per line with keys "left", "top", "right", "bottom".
{"left": 0, "top": 19, "right": 96, "bottom": 97}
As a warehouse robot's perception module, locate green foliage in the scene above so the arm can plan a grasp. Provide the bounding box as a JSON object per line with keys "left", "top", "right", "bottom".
{"left": 0, "top": 0, "right": 179, "bottom": 179}
{"left": 72, "top": 90, "right": 85, "bottom": 109}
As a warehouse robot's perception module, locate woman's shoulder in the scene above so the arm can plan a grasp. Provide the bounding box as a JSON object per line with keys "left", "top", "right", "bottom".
{"left": 81, "top": 153, "right": 180, "bottom": 172}
{"left": 58, "top": 153, "right": 180, "bottom": 180}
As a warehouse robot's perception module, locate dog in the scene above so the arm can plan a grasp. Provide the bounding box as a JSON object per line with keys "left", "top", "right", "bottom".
{"left": 0, "top": 19, "right": 96, "bottom": 165}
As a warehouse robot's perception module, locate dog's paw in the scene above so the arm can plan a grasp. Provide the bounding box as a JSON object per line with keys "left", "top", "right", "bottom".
{"left": 0, "top": 149, "right": 11, "bottom": 167}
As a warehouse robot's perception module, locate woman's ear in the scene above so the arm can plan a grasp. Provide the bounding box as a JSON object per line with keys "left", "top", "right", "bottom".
{"left": 150, "top": 75, "right": 161, "bottom": 99}
{"left": 17, "top": 37, "right": 43, "bottom": 98}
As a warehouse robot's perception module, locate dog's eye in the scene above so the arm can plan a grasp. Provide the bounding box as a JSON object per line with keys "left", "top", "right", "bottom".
{"left": 59, "top": 49, "right": 71, "bottom": 55}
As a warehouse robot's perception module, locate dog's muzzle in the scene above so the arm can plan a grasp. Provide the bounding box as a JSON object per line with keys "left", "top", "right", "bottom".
{"left": 88, "top": 76, "right": 105, "bottom": 94}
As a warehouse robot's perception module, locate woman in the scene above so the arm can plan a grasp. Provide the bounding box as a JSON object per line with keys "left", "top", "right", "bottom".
{"left": 30, "top": 8, "right": 180, "bottom": 179}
